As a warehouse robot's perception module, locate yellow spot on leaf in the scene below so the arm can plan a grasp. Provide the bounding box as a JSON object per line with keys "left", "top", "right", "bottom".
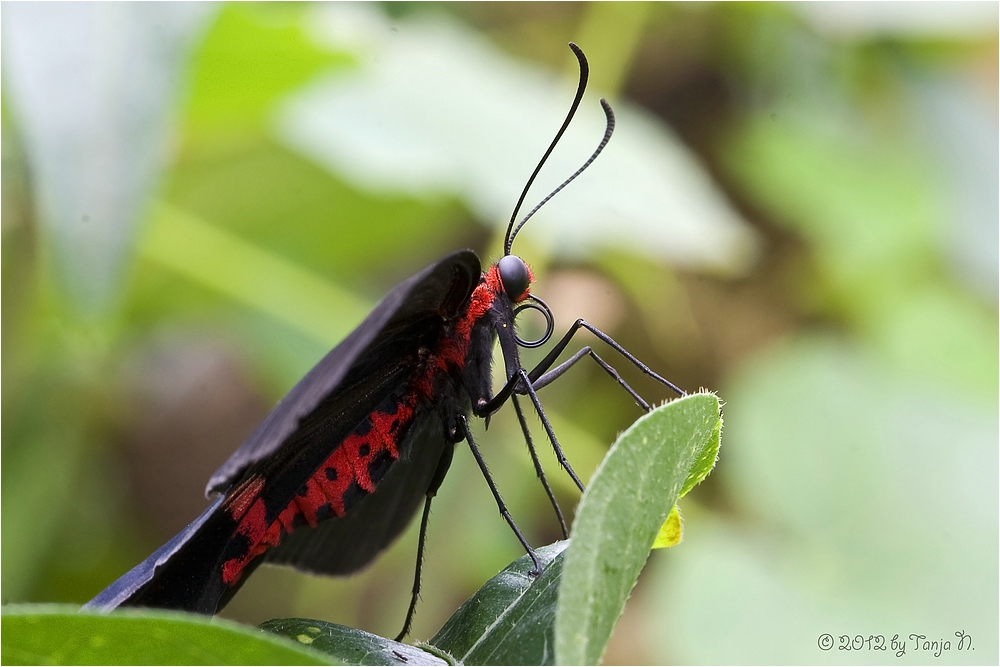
{"left": 297, "top": 634, "right": 315, "bottom": 644}
{"left": 652, "top": 505, "right": 683, "bottom": 549}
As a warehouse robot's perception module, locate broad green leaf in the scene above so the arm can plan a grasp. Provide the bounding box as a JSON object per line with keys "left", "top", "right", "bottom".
{"left": 1, "top": 605, "right": 333, "bottom": 665}
{"left": 1, "top": 427, "right": 88, "bottom": 602}
{"left": 651, "top": 505, "right": 683, "bottom": 550}
{"left": 555, "top": 392, "right": 722, "bottom": 665}
{"left": 261, "top": 619, "right": 447, "bottom": 666}
{"left": 430, "top": 542, "right": 568, "bottom": 666}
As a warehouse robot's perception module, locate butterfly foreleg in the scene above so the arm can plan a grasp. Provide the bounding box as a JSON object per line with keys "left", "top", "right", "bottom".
{"left": 459, "top": 414, "right": 541, "bottom": 576}
{"left": 527, "top": 319, "right": 686, "bottom": 398}
{"left": 396, "top": 441, "right": 455, "bottom": 641}
{"left": 530, "top": 345, "right": 652, "bottom": 411}
{"left": 511, "top": 394, "right": 568, "bottom": 538}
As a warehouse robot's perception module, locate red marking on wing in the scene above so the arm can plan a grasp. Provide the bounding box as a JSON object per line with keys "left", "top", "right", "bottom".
{"left": 343, "top": 433, "right": 375, "bottom": 492}
{"left": 319, "top": 447, "right": 352, "bottom": 516}
{"left": 295, "top": 479, "right": 327, "bottom": 528}
{"left": 221, "top": 263, "right": 523, "bottom": 586}
{"left": 277, "top": 503, "right": 298, "bottom": 533}
{"left": 222, "top": 497, "right": 271, "bottom": 584}
{"left": 226, "top": 477, "right": 265, "bottom": 521}
{"left": 371, "top": 403, "right": 412, "bottom": 457}
{"left": 220, "top": 394, "right": 422, "bottom": 585}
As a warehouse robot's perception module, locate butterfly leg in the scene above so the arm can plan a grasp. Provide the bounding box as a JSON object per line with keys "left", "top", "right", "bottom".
{"left": 395, "top": 495, "right": 433, "bottom": 642}
{"left": 527, "top": 319, "right": 686, "bottom": 398}
{"left": 531, "top": 345, "right": 652, "bottom": 411}
{"left": 460, "top": 414, "right": 542, "bottom": 576}
{"left": 514, "top": 320, "right": 686, "bottom": 493}
{"left": 396, "top": 442, "right": 455, "bottom": 641}
{"left": 477, "top": 319, "right": 682, "bottom": 496}
{"left": 517, "top": 368, "right": 586, "bottom": 493}
{"left": 477, "top": 318, "right": 683, "bottom": 417}
{"left": 512, "top": 394, "right": 568, "bottom": 538}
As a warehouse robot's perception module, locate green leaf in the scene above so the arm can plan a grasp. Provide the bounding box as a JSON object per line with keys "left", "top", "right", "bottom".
{"left": 1, "top": 605, "right": 333, "bottom": 666}
{"left": 679, "top": 407, "right": 723, "bottom": 498}
{"left": 554, "top": 392, "right": 722, "bottom": 665}
{"left": 430, "top": 542, "right": 568, "bottom": 666}
{"left": 261, "top": 619, "right": 448, "bottom": 666}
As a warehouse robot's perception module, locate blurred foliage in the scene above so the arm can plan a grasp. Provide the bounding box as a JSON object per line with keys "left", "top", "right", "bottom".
{"left": 2, "top": 2, "right": 996, "bottom": 665}
{"left": 1, "top": 606, "right": 333, "bottom": 665}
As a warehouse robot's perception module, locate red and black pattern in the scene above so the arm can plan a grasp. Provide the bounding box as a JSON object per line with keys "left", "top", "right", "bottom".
{"left": 216, "top": 264, "right": 514, "bottom": 588}
{"left": 84, "top": 255, "right": 534, "bottom": 614}
{"left": 220, "top": 391, "right": 421, "bottom": 586}
{"left": 85, "top": 43, "right": 683, "bottom": 637}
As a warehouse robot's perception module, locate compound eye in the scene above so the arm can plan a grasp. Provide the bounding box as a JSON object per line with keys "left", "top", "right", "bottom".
{"left": 498, "top": 255, "right": 530, "bottom": 300}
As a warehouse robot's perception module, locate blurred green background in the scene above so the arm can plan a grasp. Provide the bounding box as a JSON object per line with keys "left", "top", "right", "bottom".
{"left": 2, "top": 3, "right": 996, "bottom": 664}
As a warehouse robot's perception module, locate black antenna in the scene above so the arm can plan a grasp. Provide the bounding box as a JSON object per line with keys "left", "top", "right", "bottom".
{"left": 506, "top": 99, "right": 615, "bottom": 253}
{"left": 504, "top": 42, "right": 590, "bottom": 255}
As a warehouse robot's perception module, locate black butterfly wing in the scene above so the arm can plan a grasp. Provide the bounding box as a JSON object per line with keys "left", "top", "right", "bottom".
{"left": 86, "top": 250, "right": 480, "bottom": 613}
{"left": 263, "top": 406, "right": 450, "bottom": 576}
{"left": 82, "top": 496, "right": 226, "bottom": 611}
{"left": 207, "top": 250, "right": 480, "bottom": 496}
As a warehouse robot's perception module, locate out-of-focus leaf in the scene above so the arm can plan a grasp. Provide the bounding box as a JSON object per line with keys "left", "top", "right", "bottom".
{"left": 1, "top": 606, "right": 334, "bottom": 666}
{"left": 430, "top": 542, "right": 567, "bottom": 666}
{"left": 555, "top": 393, "right": 722, "bottom": 665}
{"left": 163, "top": 138, "right": 468, "bottom": 285}
{"left": 597, "top": 249, "right": 706, "bottom": 368}
{"left": 275, "top": 5, "right": 757, "bottom": 273}
{"left": 647, "top": 337, "right": 999, "bottom": 664}
{"left": 723, "top": 105, "right": 1000, "bottom": 395}
{"left": 262, "top": 619, "right": 447, "bottom": 666}
{"left": 796, "top": 1, "right": 999, "bottom": 38}
{"left": 573, "top": 3, "right": 654, "bottom": 97}
{"left": 910, "top": 74, "right": 999, "bottom": 303}
{"left": 1, "top": 2, "right": 214, "bottom": 313}
{"left": 725, "top": 111, "right": 940, "bottom": 293}
{"left": 184, "top": 4, "right": 353, "bottom": 134}
{"left": 139, "top": 204, "right": 370, "bottom": 348}
{"left": 1, "top": 428, "right": 87, "bottom": 601}
{"left": 867, "top": 286, "right": 998, "bottom": 402}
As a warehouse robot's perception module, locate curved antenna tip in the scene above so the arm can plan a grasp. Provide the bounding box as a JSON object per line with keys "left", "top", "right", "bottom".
{"left": 506, "top": 95, "right": 616, "bottom": 252}
{"left": 504, "top": 42, "right": 592, "bottom": 255}
{"left": 567, "top": 42, "right": 588, "bottom": 75}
